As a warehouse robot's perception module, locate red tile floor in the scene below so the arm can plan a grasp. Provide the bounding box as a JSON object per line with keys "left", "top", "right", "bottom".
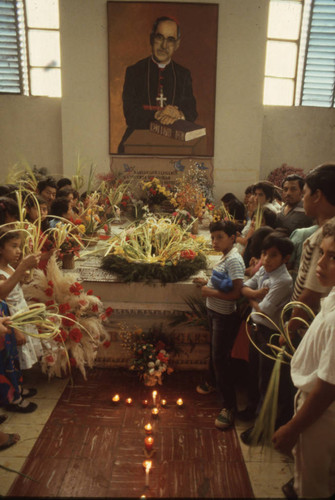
{"left": 7, "top": 368, "right": 255, "bottom": 498}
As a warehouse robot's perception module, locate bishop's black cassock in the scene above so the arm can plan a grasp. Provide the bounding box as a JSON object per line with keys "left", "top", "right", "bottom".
{"left": 118, "top": 56, "right": 198, "bottom": 153}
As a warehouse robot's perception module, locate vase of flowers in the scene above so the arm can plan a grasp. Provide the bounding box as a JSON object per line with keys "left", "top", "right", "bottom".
{"left": 119, "top": 324, "right": 175, "bottom": 386}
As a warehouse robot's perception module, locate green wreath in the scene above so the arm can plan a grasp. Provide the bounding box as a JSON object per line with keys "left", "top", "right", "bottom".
{"left": 101, "top": 253, "right": 207, "bottom": 284}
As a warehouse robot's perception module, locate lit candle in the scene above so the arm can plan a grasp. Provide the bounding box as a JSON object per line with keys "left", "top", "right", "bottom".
{"left": 112, "top": 394, "right": 120, "bottom": 404}
{"left": 142, "top": 399, "right": 148, "bottom": 408}
{"left": 176, "top": 398, "right": 184, "bottom": 408}
{"left": 151, "top": 408, "right": 159, "bottom": 419}
{"left": 152, "top": 390, "right": 157, "bottom": 406}
{"left": 143, "top": 460, "right": 152, "bottom": 487}
{"left": 144, "top": 436, "right": 154, "bottom": 452}
{"left": 161, "top": 399, "right": 167, "bottom": 408}
{"left": 144, "top": 423, "right": 152, "bottom": 434}
{"left": 125, "top": 397, "right": 132, "bottom": 405}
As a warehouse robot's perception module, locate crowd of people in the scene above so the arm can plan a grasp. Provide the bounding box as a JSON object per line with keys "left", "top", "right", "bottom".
{"left": 0, "top": 164, "right": 334, "bottom": 498}
{"left": 194, "top": 163, "right": 335, "bottom": 499}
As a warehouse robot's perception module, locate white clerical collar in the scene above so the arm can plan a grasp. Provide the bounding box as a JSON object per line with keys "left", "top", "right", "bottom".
{"left": 151, "top": 56, "right": 171, "bottom": 69}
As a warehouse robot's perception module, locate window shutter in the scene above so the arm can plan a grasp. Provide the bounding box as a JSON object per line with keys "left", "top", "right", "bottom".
{"left": 300, "top": 0, "right": 335, "bottom": 107}
{"left": 0, "top": 0, "right": 22, "bottom": 93}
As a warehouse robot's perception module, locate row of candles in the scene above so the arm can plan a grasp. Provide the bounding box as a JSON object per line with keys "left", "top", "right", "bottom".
{"left": 112, "top": 390, "right": 184, "bottom": 491}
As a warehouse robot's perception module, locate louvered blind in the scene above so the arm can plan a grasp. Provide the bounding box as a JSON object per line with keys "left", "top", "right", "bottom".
{"left": 300, "top": 0, "right": 335, "bottom": 107}
{"left": 0, "top": 0, "right": 22, "bottom": 93}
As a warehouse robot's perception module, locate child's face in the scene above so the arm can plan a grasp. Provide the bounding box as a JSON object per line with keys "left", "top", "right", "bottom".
{"left": 261, "top": 246, "right": 289, "bottom": 273}
{"left": 316, "top": 236, "right": 335, "bottom": 287}
{"left": 211, "top": 230, "right": 235, "bottom": 254}
{"left": 0, "top": 237, "right": 22, "bottom": 265}
{"left": 27, "top": 204, "right": 48, "bottom": 222}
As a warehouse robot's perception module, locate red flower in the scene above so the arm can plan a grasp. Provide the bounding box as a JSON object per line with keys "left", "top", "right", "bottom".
{"left": 103, "top": 224, "right": 108, "bottom": 233}
{"left": 69, "top": 282, "right": 83, "bottom": 295}
{"left": 54, "top": 329, "right": 68, "bottom": 342}
{"left": 44, "top": 287, "right": 53, "bottom": 297}
{"left": 103, "top": 340, "right": 111, "bottom": 348}
{"left": 100, "top": 313, "right": 107, "bottom": 321}
{"left": 46, "top": 355, "right": 54, "bottom": 363}
{"left": 156, "top": 340, "right": 166, "bottom": 352}
{"left": 47, "top": 280, "right": 54, "bottom": 287}
{"left": 69, "top": 327, "right": 83, "bottom": 343}
{"left": 92, "top": 304, "right": 99, "bottom": 313}
{"left": 74, "top": 218, "right": 83, "bottom": 225}
{"left": 180, "top": 249, "right": 196, "bottom": 260}
{"left": 62, "top": 313, "right": 76, "bottom": 327}
{"left": 45, "top": 300, "right": 55, "bottom": 307}
{"left": 86, "top": 289, "right": 93, "bottom": 295}
{"left": 157, "top": 352, "right": 168, "bottom": 364}
{"left": 121, "top": 201, "right": 127, "bottom": 207}
{"left": 59, "top": 303, "right": 71, "bottom": 315}
{"left": 79, "top": 299, "right": 87, "bottom": 307}
{"left": 105, "top": 307, "right": 113, "bottom": 317}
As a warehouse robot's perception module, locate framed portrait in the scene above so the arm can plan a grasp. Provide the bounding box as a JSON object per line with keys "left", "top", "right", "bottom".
{"left": 107, "top": 1, "right": 218, "bottom": 157}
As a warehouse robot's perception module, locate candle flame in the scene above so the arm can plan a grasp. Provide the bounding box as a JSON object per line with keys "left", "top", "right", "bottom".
{"left": 112, "top": 394, "right": 120, "bottom": 402}
{"left": 143, "top": 460, "right": 152, "bottom": 471}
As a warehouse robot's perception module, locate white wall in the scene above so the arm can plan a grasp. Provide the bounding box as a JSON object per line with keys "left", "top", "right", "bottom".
{"left": 0, "top": 0, "right": 334, "bottom": 199}
{"left": 0, "top": 95, "right": 63, "bottom": 179}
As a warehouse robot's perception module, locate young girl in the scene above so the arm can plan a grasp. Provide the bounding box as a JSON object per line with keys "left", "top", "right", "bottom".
{"left": 0, "top": 229, "right": 42, "bottom": 411}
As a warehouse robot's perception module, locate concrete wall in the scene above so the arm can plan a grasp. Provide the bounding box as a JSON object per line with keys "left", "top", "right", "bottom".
{"left": 0, "top": 0, "right": 334, "bottom": 199}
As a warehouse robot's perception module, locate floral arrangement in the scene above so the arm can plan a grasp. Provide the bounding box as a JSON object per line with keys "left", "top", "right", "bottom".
{"left": 267, "top": 163, "right": 306, "bottom": 188}
{"left": 101, "top": 216, "right": 207, "bottom": 283}
{"left": 211, "top": 204, "right": 235, "bottom": 223}
{"left": 171, "top": 209, "right": 194, "bottom": 229}
{"left": 140, "top": 177, "right": 174, "bottom": 207}
{"left": 171, "top": 165, "right": 210, "bottom": 219}
{"left": 119, "top": 324, "right": 175, "bottom": 386}
{"left": 23, "top": 254, "right": 111, "bottom": 379}
{"left": 58, "top": 234, "right": 83, "bottom": 259}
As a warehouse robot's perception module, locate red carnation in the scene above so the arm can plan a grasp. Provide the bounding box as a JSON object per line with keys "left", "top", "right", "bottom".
{"left": 70, "top": 282, "right": 83, "bottom": 295}
{"left": 45, "top": 300, "right": 55, "bottom": 307}
{"left": 86, "top": 289, "right": 93, "bottom": 295}
{"left": 105, "top": 307, "right": 113, "bottom": 317}
{"left": 44, "top": 287, "right": 53, "bottom": 297}
{"left": 62, "top": 313, "right": 76, "bottom": 327}
{"left": 59, "top": 303, "right": 71, "bottom": 315}
{"left": 69, "top": 327, "right": 83, "bottom": 343}
{"left": 47, "top": 280, "right": 54, "bottom": 287}
{"left": 54, "top": 329, "right": 68, "bottom": 343}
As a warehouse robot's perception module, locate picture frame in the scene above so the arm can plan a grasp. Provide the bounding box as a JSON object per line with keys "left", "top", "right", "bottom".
{"left": 107, "top": 1, "right": 218, "bottom": 157}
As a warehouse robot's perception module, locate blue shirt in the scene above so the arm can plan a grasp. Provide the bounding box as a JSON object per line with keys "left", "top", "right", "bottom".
{"left": 244, "top": 263, "right": 293, "bottom": 329}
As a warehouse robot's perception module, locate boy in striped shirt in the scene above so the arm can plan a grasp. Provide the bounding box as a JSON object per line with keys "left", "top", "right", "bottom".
{"left": 194, "top": 220, "right": 245, "bottom": 429}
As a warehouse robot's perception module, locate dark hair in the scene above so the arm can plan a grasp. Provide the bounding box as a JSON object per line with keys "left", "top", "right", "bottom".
{"left": 305, "top": 163, "right": 335, "bottom": 206}
{"left": 209, "top": 220, "right": 237, "bottom": 237}
{"left": 248, "top": 226, "right": 274, "bottom": 259}
{"left": 261, "top": 231, "right": 294, "bottom": 258}
{"left": 0, "top": 196, "right": 19, "bottom": 225}
{"left": 57, "top": 186, "right": 75, "bottom": 198}
{"left": 37, "top": 176, "right": 57, "bottom": 193}
{"left": 262, "top": 207, "right": 277, "bottom": 228}
{"left": 226, "top": 199, "right": 246, "bottom": 221}
{"left": 245, "top": 185, "right": 254, "bottom": 196}
{"left": 221, "top": 192, "right": 237, "bottom": 204}
{"left": 282, "top": 174, "right": 305, "bottom": 190}
{"left": 322, "top": 216, "right": 335, "bottom": 240}
{"left": 150, "top": 16, "right": 181, "bottom": 44}
{"left": 50, "top": 197, "right": 70, "bottom": 218}
{"left": 0, "top": 227, "right": 21, "bottom": 248}
{"left": 253, "top": 181, "right": 275, "bottom": 202}
{"left": 57, "top": 178, "right": 72, "bottom": 190}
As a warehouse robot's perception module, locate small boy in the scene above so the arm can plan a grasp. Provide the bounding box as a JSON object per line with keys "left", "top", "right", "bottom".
{"left": 194, "top": 220, "right": 245, "bottom": 429}
{"left": 239, "top": 231, "right": 294, "bottom": 438}
{"left": 272, "top": 217, "right": 335, "bottom": 499}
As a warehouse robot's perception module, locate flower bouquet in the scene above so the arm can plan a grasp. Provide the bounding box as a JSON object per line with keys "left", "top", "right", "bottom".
{"left": 23, "top": 254, "right": 111, "bottom": 379}
{"left": 119, "top": 324, "right": 175, "bottom": 386}
{"left": 101, "top": 215, "right": 207, "bottom": 283}
{"left": 140, "top": 177, "right": 174, "bottom": 211}
{"left": 267, "top": 163, "right": 306, "bottom": 188}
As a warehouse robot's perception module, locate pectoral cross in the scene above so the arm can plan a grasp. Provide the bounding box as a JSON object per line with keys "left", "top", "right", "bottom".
{"left": 156, "top": 87, "right": 167, "bottom": 108}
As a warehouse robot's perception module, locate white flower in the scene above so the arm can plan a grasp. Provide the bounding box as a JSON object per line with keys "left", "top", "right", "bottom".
{"left": 148, "top": 368, "right": 155, "bottom": 375}
{"left": 148, "top": 361, "right": 155, "bottom": 368}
